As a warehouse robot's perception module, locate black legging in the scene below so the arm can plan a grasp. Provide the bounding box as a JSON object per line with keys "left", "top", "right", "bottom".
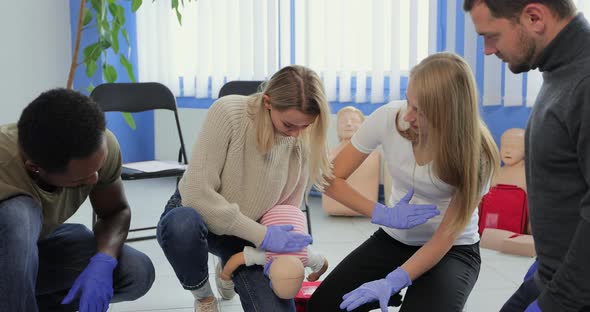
{"left": 307, "top": 228, "right": 480, "bottom": 312}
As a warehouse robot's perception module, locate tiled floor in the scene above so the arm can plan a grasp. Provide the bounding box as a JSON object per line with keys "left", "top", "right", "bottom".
{"left": 67, "top": 178, "right": 534, "bottom": 312}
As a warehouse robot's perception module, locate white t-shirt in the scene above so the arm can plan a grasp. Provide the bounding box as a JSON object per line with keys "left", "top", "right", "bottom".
{"left": 351, "top": 100, "right": 480, "bottom": 246}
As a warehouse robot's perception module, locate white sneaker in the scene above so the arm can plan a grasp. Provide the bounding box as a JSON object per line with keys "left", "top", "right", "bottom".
{"left": 215, "top": 261, "right": 237, "bottom": 300}
{"left": 194, "top": 297, "right": 219, "bottom": 312}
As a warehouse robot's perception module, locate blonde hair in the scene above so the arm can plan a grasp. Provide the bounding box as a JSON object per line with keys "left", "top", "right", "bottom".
{"left": 248, "top": 65, "right": 333, "bottom": 190}
{"left": 398, "top": 52, "right": 500, "bottom": 234}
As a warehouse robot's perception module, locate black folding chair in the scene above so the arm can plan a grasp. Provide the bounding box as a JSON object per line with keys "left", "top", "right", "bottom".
{"left": 218, "top": 80, "right": 313, "bottom": 236}
{"left": 90, "top": 82, "right": 188, "bottom": 242}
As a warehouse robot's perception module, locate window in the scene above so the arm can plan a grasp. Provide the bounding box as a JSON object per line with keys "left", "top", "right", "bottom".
{"left": 294, "top": 0, "right": 432, "bottom": 103}
{"left": 136, "top": 0, "right": 434, "bottom": 104}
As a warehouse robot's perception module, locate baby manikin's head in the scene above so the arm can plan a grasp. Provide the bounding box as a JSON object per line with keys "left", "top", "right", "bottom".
{"left": 267, "top": 255, "right": 305, "bottom": 299}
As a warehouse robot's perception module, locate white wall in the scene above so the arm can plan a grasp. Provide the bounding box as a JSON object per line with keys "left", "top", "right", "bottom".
{"left": 0, "top": 1, "right": 72, "bottom": 125}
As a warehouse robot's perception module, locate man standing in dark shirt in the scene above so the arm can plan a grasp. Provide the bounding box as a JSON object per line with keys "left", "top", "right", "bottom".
{"left": 464, "top": 1, "right": 590, "bottom": 311}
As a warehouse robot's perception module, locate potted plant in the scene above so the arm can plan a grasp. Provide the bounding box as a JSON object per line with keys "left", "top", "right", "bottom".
{"left": 67, "top": 0, "right": 192, "bottom": 128}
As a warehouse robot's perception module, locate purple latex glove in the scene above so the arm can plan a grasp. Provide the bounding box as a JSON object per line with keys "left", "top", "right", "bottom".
{"left": 260, "top": 224, "right": 312, "bottom": 253}
{"left": 525, "top": 300, "right": 541, "bottom": 312}
{"left": 340, "top": 267, "right": 412, "bottom": 312}
{"left": 61, "top": 252, "right": 118, "bottom": 312}
{"left": 371, "top": 188, "right": 440, "bottom": 229}
{"left": 524, "top": 259, "right": 538, "bottom": 281}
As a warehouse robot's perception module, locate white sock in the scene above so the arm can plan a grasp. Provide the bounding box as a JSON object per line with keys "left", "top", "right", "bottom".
{"left": 191, "top": 281, "right": 215, "bottom": 300}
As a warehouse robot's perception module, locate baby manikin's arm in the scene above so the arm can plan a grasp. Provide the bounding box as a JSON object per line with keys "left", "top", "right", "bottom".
{"left": 306, "top": 247, "right": 326, "bottom": 272}
{"left": 222, "top": 246, "right": 266, "bottom": 281}
{"left": 243, "top": 246, "right": 267, "bottom": 266}
{"left": 221, "top": 252, "right": 246, "bottom": 281}
{"left": 306, "top": 247, "right": 328, "bottom": 282}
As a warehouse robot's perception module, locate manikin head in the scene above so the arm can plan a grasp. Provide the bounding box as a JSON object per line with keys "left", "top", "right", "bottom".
{"left": 500, "top": 128, "right": 525, "bottom": 166}
{"left": 336, "top": 106, "right": 364, "bottom": 141}
{"left": 267, "top": 255, "right": 305, "bottom": 299}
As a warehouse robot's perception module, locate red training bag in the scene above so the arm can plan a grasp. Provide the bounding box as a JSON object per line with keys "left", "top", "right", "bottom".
{"left": 294, "top": 281, "right": 322, "bottom": 312}
{"left": 478, "top": 184, "right": 528, "bottom": 235}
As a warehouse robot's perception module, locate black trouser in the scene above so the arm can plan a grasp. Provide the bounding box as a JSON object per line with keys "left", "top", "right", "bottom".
{"left": 307, "top": 228, "right": 481, "bottom": 312}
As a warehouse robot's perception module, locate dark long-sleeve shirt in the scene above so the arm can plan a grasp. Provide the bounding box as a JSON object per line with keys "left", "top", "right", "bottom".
{"left": 527, "top": 13, "right": 590, "bottom": 311}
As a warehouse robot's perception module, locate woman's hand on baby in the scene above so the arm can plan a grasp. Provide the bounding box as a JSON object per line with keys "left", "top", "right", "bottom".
{"left": 371, "top": 187, "right": 439, "bottom": 229}
{"left": 260, "top": 224, "right": 312, "bottom": 253}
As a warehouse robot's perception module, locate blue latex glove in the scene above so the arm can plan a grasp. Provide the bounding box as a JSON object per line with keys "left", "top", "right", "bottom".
{"left": 260, "top": 224, "right": 312, "bottom": 253}
{"left": 61, "top": 252, "right": 118, "bottom": 312}
{"left": 340, "top": 267, "right": 412, "bottom": 312}
{"left": 525, "top": 300, "right": 541, "bottom": 312}
{"left": 524, "top": 259, "right": 538, "bottom": 281}
{"left": 371, "top": 188, "right": 440, "bottom": 229}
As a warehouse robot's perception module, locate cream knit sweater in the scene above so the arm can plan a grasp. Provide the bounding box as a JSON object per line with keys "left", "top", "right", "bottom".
{"left": 178, "top": 95, "right": 308, "bottom": 246}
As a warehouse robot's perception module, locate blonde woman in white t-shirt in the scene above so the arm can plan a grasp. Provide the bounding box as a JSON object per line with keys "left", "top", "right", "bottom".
{"left": 308, "top": 52, "right": 500, "bottom": 312}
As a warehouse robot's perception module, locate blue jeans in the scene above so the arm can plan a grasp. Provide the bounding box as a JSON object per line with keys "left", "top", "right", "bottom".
{"left": 157, "top": 190, "right": 295, "bottom": 311}
{"left": 0, "top": 195, "right": 155, "bottom": 312}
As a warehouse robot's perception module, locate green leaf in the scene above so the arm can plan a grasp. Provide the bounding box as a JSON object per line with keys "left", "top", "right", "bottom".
{"left": 108, "top": 3, "right": 125, "bottom": 25}
{"left": 122, "top": 112, "right": 137, "bottom": 130}
{"left": 90, "top": 0, "right": 106, "bottom": 21}
{"left": 171, "top": 0, "right": 183, "bottom": 25}
{"left": 111, "top": 19, "right": 120, "bottom": 33}
{"left": 116, "top": 5, "right": 126, "bottom": 25}
{"left": 109, "top": 20, "right": 120, "bottom": 54}
{"left": 83, "top": 42, "right": 102, "bottom": 63}
{"left": 90, "top": 0, "right": 102, "bottom": 14}
{"left": 99, "top": 37, "right": 112, "bottom": 50}
{"left": 82, "top": 8, "right": 93, "bottom": 26}
{"left": 176, "top": 7, "right": 182, "bottom": 25}
{"left": 103, "top": 64, "right": 118, "bottom": 82}
{"left": 132, "top": 0, "right": 143, "bottom": 12}
{"left": 108, "top": 2, "right": 117, "bottom": 17}
{"left": 121, "top": 29, "right": 130, "bottom": 46}
{"left": 119, "top": 53, "right": 136, "bottom": 82}
{"left": 86, "top": 83, "right": 95, "bottom": 94}
{"left": 110, "top": 31, "right": 120, "bottom": 53}
{"left": 99, "top": 18, "right": 110, "bottom": 33}
{"left": 85, "top": 60, "right": 98, "bottom": 77}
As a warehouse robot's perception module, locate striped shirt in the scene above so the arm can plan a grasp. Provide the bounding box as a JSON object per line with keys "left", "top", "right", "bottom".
{"left": 260, "top": 205, "right": 309, "bottom": 265}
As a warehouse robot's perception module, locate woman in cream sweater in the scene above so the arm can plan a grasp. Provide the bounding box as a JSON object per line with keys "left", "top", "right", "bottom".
{"left": 156, "top": 65, "right": 332, "bottom": 312}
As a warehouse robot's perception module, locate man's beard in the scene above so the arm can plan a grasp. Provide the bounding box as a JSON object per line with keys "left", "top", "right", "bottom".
{"left": 507, "top": 30, "right": 537, "bottom": 74}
